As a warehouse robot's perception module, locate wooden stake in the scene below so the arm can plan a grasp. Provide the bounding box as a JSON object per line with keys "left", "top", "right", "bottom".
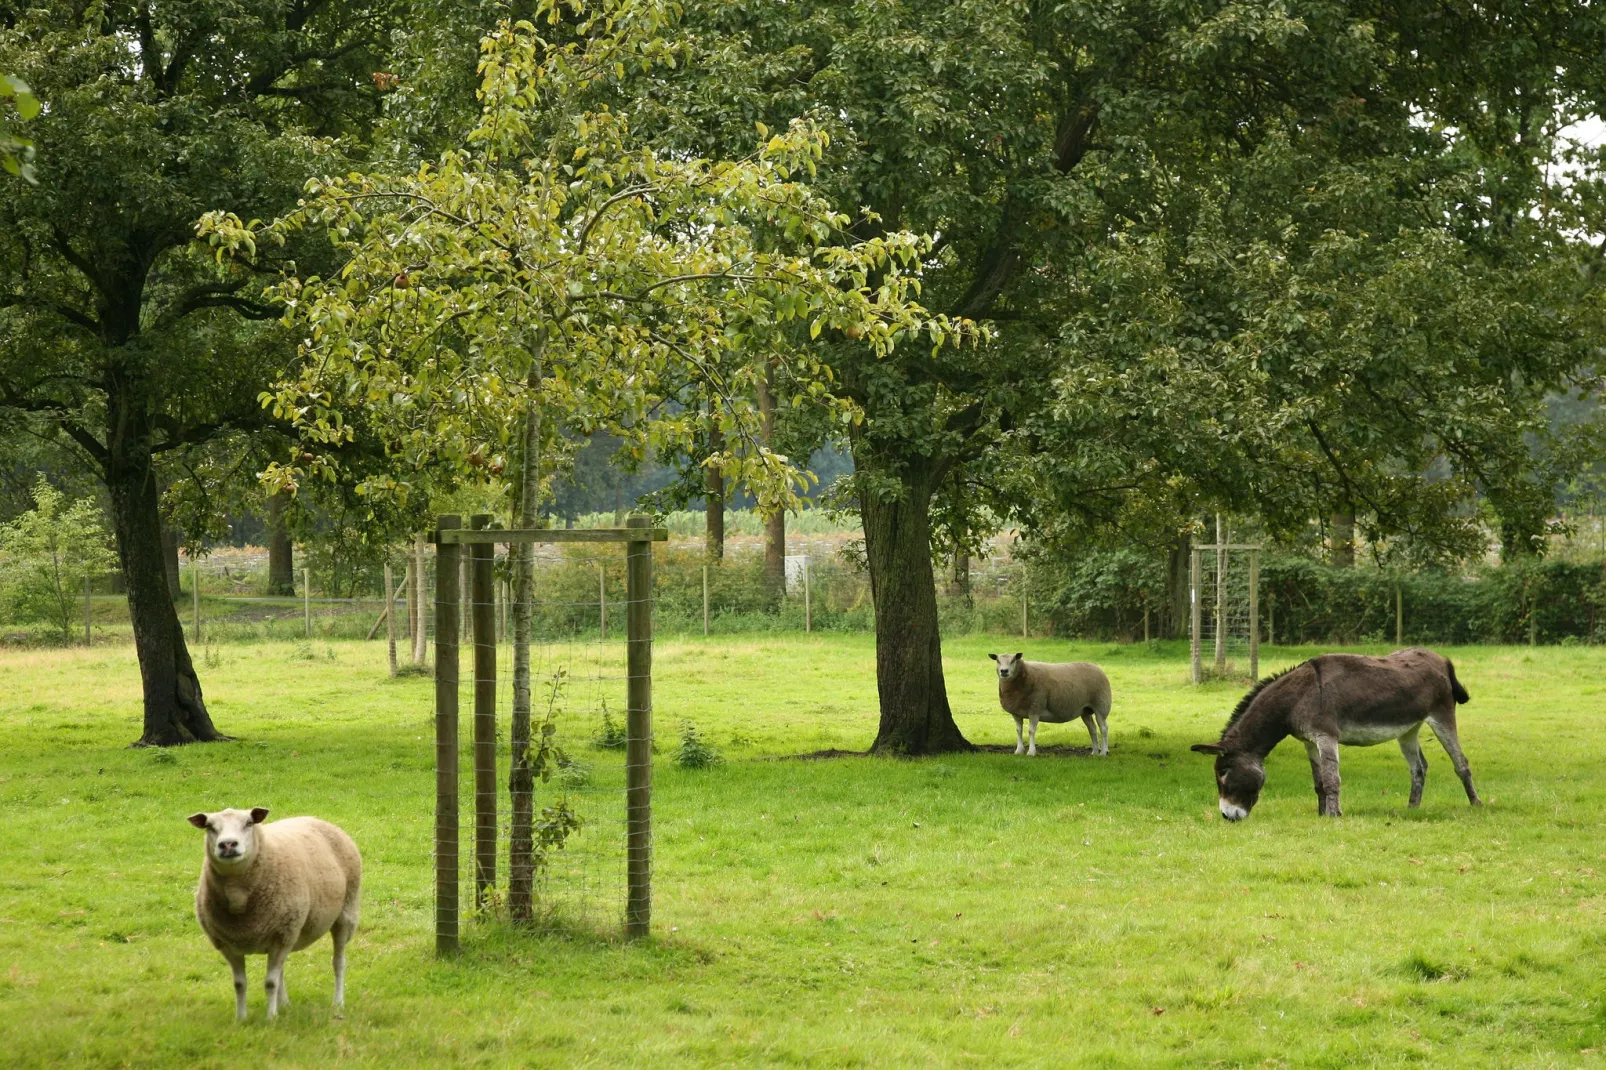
{"left": 1395, "top": 583, "right": 1403, "bottom": 647}
{"left": 385, "top": 564, "right": 398, "bottom": 678}
{"left": 1190, "top": 547, "right": 1202, "bottom": 685}
{"left": 84, "top": 573, "right": 92, "bottom": 646}
{"left": 1020, "top": 563, "right": 1028, "bottom": 639}
{"left": 434, "top": 515, "right": 462, "bottom": 956}
{"left": 470, "top": 515, "right": 497, "bottom": 907}
{"left": 625, "top": 515, "right": 654, "bottom": 938}
{"left": 702, "top": 564, "right": 709, "bottom": 636}
{"left": 193, "top": 558, "right": 201, "bottom": 643}
{"left": 1213, "top": 514, "right": 1226, "bottom": 672}
{"left": 599, "top": 563, "right": 607, "bottom": 641}
{"left": 303, "top": 567, "right": 311, "bottom": 638}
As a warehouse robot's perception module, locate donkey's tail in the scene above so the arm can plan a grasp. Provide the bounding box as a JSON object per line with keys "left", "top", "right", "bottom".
{"left": 1446, "top": 659, "right": 1470, "bottom": 704}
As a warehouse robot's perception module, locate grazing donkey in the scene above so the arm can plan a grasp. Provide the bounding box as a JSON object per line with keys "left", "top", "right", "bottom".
{"left": 1191, "top": 648, "right": 1480, "bottom": 820}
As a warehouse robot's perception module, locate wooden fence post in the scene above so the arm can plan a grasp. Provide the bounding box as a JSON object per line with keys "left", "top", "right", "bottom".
{"left": 84, "top": 574, "right": 92, "bottom": 646}
{"left": 1020, "top": 563, "right": 1028, "bottom": 639}
{"left": 191, "top": 558, "right": 201, "bottom": 642}
{"left": 384, "top": 564, "right": 398, "bottom": 678}
{"left": 1248, "top": 549, "right": 1260, "bottom": 681}
{"left": 702, "top": 564, "right": 709, "bottom": 636}
{"left": 1190, "top": 547, "right": 1202, "bottom": 685}
{"left": 804, "top": 556, "right": 812, "bottom": 633}
{"left": 599, "top": 563, "right": 607, "bottom": 641}
{"left": 434, "top": 515, "right": 462, "bottom": 956}
{"left": 1395, "top": 583, "right": 1403, "bottom": 647}
{"left": 303, "top": 567, "right": 312, "bottom": 639}
{"left": 1213, "top": 515, "right": 1227, "bottom": 673}
{"left": 625, "top": 515, "right": 654, "bottom": 938}
{"left": 470, "top": 515, "right": 497, "bottom": 908}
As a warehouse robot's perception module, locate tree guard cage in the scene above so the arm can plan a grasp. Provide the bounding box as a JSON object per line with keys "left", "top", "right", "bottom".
{"left": 1190, "top": 525, "right": 1261, "bottom": 685}
{"left": 433, "top": 514, "right": 665, "bottom": 955}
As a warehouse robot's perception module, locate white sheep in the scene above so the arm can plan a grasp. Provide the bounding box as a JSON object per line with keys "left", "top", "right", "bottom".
{"left": 187, "top": 807, "right": 362, "bottom": 1021}
{"left": 989, "top": 652, "right": 1112, "bottom": 756}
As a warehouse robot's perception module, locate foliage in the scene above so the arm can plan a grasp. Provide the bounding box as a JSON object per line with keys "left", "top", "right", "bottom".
{"left": 674, "top": 720, "right": 723, "bottom": 769}
{"left": 201, "top": 1, "right": 979, "bottom": 516}
{"left": 0, "top": 72, "right": 38, "bottom": 182}
{"left": 0, "top": 477, "right": 116, "bottom": 640}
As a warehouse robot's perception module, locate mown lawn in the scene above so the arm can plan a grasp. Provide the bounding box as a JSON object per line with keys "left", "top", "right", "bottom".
{"left": 1, "top": 634, "right": 1604, "bottom": 1067}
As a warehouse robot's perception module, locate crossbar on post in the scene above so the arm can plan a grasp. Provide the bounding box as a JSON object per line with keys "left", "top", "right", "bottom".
{"left": 470, "top": 515, "right": 497, "bottom": 908}
{"left": 434, "top": 515, "right": 462, "bottom": 956}
{"left": 625, "top": 514, "right": 654, "bottom": 938}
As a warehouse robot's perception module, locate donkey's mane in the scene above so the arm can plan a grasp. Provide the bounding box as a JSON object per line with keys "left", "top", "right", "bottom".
{"left": 1219, "top": 661, "right": 1308, "bottom": 738}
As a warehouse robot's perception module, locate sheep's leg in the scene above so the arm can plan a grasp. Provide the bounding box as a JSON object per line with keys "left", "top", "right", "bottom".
{"left": 1027, "top": 715, "right": 1040, "bottom": 757}
{"left": 225, "top": 951, "right": 248, "bottom": 1023}
{"left": 278, "top": 969, "right": 290, "bottom": 1008}
{"left": 264, "top": 946, "right": 290, "bottom": 1019}
{"left": 1081, "top": 712, "right": 1098, "bottom": 754}
{"left": 331, "top": 915, "right": 355, "bottom": 1011}
{"left": 1012, "top": 716, "right": 1025, "bottom": 756}
{"left": 1096, "top": 711, "right": 1110, "bottom": 756}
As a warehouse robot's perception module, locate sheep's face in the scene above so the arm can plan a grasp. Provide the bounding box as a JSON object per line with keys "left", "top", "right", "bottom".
{"left": 1190, "top": 745, "right": 1264, "bottom": 820}
{"left": 988, "top": 652, "right": 1025, "bottom": 682}
{"left": 188, "top": 807, "right": 270, "bottom": 869}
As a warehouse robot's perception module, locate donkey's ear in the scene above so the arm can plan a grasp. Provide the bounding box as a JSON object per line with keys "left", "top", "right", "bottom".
{"left": 1190, "top": 743, "right": 1225, "bottom": 756}
{"left": 988, "top": 653, "right": 998, "bottom": 661}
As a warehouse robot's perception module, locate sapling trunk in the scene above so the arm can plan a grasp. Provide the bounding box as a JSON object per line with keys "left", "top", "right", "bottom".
{"left": 508, "top": 353, "right": 544, "bottom": 922}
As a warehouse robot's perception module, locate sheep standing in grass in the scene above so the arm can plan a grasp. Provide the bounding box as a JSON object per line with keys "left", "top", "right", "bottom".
{"left": 990, "top": 653, "right": 1113, "bottom": 756}
{"left": 188, "top": 807, "right": 361, "bottom": 1021}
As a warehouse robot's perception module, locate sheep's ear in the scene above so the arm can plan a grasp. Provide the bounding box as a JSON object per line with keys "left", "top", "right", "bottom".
{"left": 988, "top": 653, "right": 998, "bottom": 661}
{"left": 187, "top": 812, "right": 209, "bottom": 829}
{"left": 249, "top": 807, "right": 270, "bottom": 824}
{"left": 1013, "top": 652, "right": 1023, "bottom": 661}
{"left": 1190, "top": 743, "right": 1225, "bottom": 756}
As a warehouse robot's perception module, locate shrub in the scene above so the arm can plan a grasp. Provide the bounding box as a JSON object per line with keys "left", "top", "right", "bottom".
{"left": 675, "top": 721, "right": 724, "bottom": 769}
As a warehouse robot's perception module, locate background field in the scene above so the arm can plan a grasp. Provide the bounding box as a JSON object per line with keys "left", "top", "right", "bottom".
{"left": 1, "top": 636, "right": 1604, "bottom": 1067}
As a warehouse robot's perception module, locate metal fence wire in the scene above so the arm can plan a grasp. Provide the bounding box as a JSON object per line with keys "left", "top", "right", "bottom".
{"left": 432, "top": 516, "right": 658, "bottom": 953}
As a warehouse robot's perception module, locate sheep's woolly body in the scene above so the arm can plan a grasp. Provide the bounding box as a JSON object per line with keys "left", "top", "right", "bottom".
{"left": 193, "top": 813, "right": 361, "bottom": 1021}
{"left": 997, "top": 659, "right": 1113, "bottom": 755}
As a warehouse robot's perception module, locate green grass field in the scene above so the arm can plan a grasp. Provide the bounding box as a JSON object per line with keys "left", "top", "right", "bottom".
{"left": 1, "top": 635, "right": 1604, "bottom": 1067}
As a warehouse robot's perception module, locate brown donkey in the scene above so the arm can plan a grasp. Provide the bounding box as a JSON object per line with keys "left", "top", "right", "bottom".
{"left": 1191, "top": 648, "right": 1481, "bottom": 820}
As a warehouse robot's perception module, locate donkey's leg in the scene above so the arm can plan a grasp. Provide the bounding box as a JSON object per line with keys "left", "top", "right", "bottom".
{"left": 1303, "top": 737, "right": 1342, "bottom": 816}
{"left": 1013, "top": 716, "right": 1025, "bottom": 755}
{"left": 1027, "top": 715, "right": 1040, "bottom": 757}
{"left": 1398, "top": 726, "right": 1428, "bottom": 808}
{"left": 1081, "top": 712, "right": 1098, "bottom": 754}
{"left": 1427, "top": 716, "right": 1481, "bottom": 806}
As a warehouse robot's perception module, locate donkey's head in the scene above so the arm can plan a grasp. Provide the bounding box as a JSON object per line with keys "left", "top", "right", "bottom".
{"left": 1190, "top": 744, "right": 1265, "bottom": 821}
{"left": 988, "top": 652, "right": 1025, "bottom": 682}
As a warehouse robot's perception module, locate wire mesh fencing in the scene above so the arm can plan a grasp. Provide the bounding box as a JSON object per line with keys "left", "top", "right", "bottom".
{"left": 433, "top": 516, "right": 659, "bottom": 953}
{"left": 1190, "top": 544, "right": 1261, "bottom": 684}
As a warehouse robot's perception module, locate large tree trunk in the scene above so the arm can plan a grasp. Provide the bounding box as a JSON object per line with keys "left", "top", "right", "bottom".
{"left": 856, "top": 446, "right": 972, "bottom": 756}
{"left": 108, "top": 435, "right": 226, "bottom": 746}
{"left": 705, "top": 399, "right": 724, "bottom": 561}
{"left": 1330, "top": 509, "right": 1355, "bottom": 567}
{"left": 160, "top": 522, "right": 182, "bottom": 602}
{"left": 1166, "top": 533, "right": 1191, "bottom": 639}
{"left": 757, "top": 365, "right": 785, "bottom": 603}
{"left": 265, "top": 490, "right": 296, "bottom": 595}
